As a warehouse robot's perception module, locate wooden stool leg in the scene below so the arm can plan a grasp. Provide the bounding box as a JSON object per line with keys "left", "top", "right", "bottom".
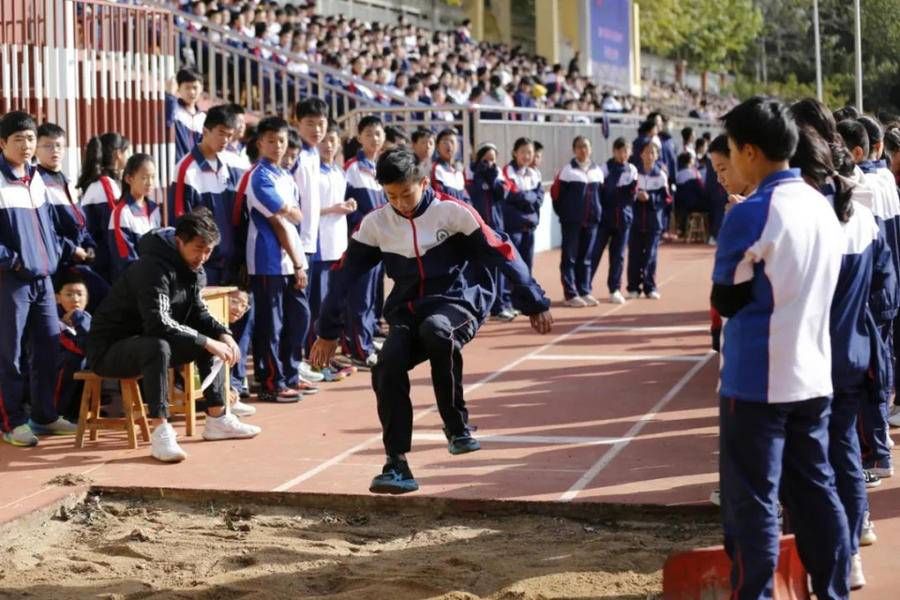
{"left": 135, "top": 385, "right": 151, "bottom": 443}
{"left": 123, "top": 383, "right": 138, "bottom": 450}
{"left": 184, "top": 365, "right": 196, "bottom": 437}
{"left": 88, "top": 380, "right": 101, "bottom": 442}
{"left": 74, "top": 380, "right": 94, "bottom": 448}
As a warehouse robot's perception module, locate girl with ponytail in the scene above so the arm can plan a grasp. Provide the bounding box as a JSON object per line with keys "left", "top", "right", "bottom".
{"left": 107, "top": 153, "right": 161, "bottom": 280}
{"left": 77, "top": 133, "right": 131, "bottom": 281}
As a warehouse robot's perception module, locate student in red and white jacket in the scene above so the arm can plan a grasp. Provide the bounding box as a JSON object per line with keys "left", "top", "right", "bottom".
{"left": 431, "top": 128, "right": 469, "bottom": 203}
{"left": 551, "top": 136, "right": 603, "bottom": 307}
{"left": 108, "top": 154, "right": 162, "bottom": 280}
{"left": 501, "top": 137, "right": 544, "bottom": 309}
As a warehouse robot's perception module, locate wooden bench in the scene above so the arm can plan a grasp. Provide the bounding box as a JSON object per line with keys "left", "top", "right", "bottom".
{"left": 73, "top": 372, "right": 150, "bottom": 449}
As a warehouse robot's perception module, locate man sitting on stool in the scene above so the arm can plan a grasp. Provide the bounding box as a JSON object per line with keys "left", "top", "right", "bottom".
{"left": 87, "top": 209, "right": 260, "bottom": 462}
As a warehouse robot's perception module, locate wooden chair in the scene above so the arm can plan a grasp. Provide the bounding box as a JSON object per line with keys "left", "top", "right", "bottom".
{"left": 684, "top": 212, "right": 710, "bottom": 244}
{"left": 74, "top": 372, "right": 150, "bottom": 449}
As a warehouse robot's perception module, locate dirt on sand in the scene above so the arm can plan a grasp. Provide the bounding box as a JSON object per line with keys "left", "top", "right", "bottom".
{"left": 0, "top": 493, "right": 719, "bottom": 600}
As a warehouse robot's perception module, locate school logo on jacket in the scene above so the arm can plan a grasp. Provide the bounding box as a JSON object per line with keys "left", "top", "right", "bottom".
{"left": 436, "top": 228, "right": 450, "bottom": 242}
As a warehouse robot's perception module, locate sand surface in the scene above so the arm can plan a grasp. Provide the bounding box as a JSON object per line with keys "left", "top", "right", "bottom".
{"left": 0, "top": 492, "right": 719, "bottom": 599}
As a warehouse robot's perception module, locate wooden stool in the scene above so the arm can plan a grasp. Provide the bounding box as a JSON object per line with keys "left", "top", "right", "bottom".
{"left": 168, "top": 364, "right": 204, "bottom": 437}
{"left": 74, "top": 372, "right": 150, "bottom": 449}
{"left": 685, "top": 212, "right": 709, "bottom": 244}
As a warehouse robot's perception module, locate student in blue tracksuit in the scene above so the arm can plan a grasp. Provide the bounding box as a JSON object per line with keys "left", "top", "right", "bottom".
{"left": 54, "top": 271, "right": 92, "bottom": 423}
{"left": 76, "top": 132, "right": 131, "bottom": 282}
{"left": 674, "top": 151, "right": 706, "bottom": 237}
{"left": 169, "top": 104, "right": 243, "bottom": 285}
{"left": 0, "top": 111, "right": 77, "bottom": 447}
{"left": 551, "top": 136, "right": 603, "bottom": 307}
{"left": 466, "top": 142, "right": 515, "bottom": 321}
{"left": 628, "top": 139, "right": 670, "bottom": 299}
{"left": 165, "top": 68, "right": 206, "bottom": 163}
{"left": 430, "top": 128, "right": 469, "bottom": 203}
{"left": 596, "top": 137, "right": 637, "bottom": 304}
{"left": 501, "top": 137, "right": 543, "bottom": 309}
{"left": 108, "top": 154, "right": 162, "bottom": 280}
{"left": 837, "top": 119, "right": 900, "bottom": 479}
{"left": 792, "top": 128, "right": 896, "bottom": 588}
{"left": 245, "top": 116, "right": 310, "bottom": 404}
{"left": 343, "top": 116, "right": 387, "bottom": 368}
{"left": 35, "top": 123, "right": 109, "bottom": 313}
{"left": 712, "top": 97, "right": 850, "bottom": 600}
{"left": 309, "top": 148, "right": 554, "bottom": 494}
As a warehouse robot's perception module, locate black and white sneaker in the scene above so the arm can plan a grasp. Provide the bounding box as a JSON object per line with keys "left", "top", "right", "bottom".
{"left": 864, "top": 469, "right": 882, "bottom": 489}
{"left": 369, "top": 458, "right": 419, "bottom": 494}
{"left": 447, "top": 429, "right": 481, "bottom": 455}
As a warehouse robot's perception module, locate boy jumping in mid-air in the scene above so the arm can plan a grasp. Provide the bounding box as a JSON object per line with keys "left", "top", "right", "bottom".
{"left": 310, "top": 148, "right": 553, "bottom": 494}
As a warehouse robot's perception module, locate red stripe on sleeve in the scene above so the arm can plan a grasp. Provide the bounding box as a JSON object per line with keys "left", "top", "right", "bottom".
{"left": 174, "top": 154, "right": 196, "bottom": 219}
{"left": 98, "top": 176, "right": 117, "bottom": 210}
{"left": 112, "top": 203, "right": 130, "bottom": 258}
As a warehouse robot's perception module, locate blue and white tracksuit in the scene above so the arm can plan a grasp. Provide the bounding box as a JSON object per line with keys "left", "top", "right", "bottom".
{"left": 856, "top": 161, "right": 900, "bottom": 467}
{"left": 108, "top": 194, "right": 161, "bottom": 280}
{"left": 228, "top": 165, "right": 257, "bottom": 394}
{"left": 501, "top": 162, "right": 543, "bottom": 307}
{"left": 165, "top": 94, "right": 205, "bottom": 163}
{"left": 318, "top": 187, "right": 550, "bottom": 456}
{"left": 551, "top": 159, "right": 603, "bottom": 299}
{"left": 0, "top": 155, "right": 64, "bottom": 432}
{"left": 431, "top": 159, "right": 470, "bottom": 203}
{"left": 38, "top": 165, "right": 109, "bottom": 312}
{"left": 712, "top": 169, "right": 849, "bottom": 600}
{"left": 246, "top": 158, "right": 308, "bottom": 394}
{"left": 168, "top": 146, "right": 244, "bottom": 284}
{"left": 80, "top": 175, "right": 120, "bottom": 282}
{"left": 595, "top": 159, "right": 637, "bottom": 293}
{"left": 628, "top": 164, "right": 669, "bottom": 295}
{"left": 56, "top": 308, "right": 91, "bottom": 422}
{"left": 343, "top": 152, "right": 387, "bottom": 360}
{"left": 466, "top": 160, "right": 509, "bottom": 314}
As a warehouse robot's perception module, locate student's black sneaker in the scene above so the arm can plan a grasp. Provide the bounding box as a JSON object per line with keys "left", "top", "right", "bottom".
{"left": 442, "top": 424, "right": 478, "bottom": 442}
{"left": 864, "top": 470, "right": 882, "bottom": 489}
{"left": 447, "top": 429, "right": 481, "bottom": 455}
{"left": 257, "top": 388, "right": 301, "bottom": 403}
{"left": 369, "top": 458, "right": 419, "bottom": 494}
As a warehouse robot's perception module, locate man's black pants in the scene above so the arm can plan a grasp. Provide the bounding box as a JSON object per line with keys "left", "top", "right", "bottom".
{"left": 372, "top": 304, "right": 479, "bottom": 457}
{"left": 88, "top": 336, "right": 225, "bottom": 419}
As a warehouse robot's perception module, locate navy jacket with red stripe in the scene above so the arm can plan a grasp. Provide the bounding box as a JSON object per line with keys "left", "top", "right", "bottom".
{"left": 318, "top": 188, "right": 550, "bottom": 340}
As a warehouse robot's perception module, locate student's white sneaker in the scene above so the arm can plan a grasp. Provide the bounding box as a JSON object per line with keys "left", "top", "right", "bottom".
{"left": 860, "top": 511, "right": 877, "bottom": 546}
{"left": 2, "top": 424, "right": 38, "bottom": 447}
{"left": 707, "top": 236, "right": 717, "bottom": 246}
{"left": 610, "top": 290, "right": 626, "bottom": 304}
{"left": 564, "top": 296, "right": 588, "bottom": 308}
{"left": 889, "top": 434, "right": 896, "bottom": 450}
{"left": 850, "top": 554, "right": 866, "bottom": 590}
{"left": 627, "top": 291, "right": 641, "bottom": 300}
{"left": 373, "top": 338, "right": 385, "bottom": 351}
{"left": 709, "top": 489, "right": 720, "bottom": 506}
{"left": 889, "top": 404, "right": 900, "bottom": 428}
{"left": 580, "top": 295, "right": 600, "bottom": 307}
{"left": 298, "top": 361, "right": 325, "bottom": 383}
{"left": 151, "top": 423, "right": 187, "bottom": 463}
{"left": 647, "top": 291, "right": 662, "bottom": 300}
{"left": 203, "top": 413, "right": 261, "bottom": 441}
{"left": 230, "top": 399, "right": 256, "bottom": 417}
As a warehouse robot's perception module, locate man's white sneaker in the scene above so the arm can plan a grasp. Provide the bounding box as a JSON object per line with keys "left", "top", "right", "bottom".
{"left": 860, "top": 511, "right": 877, "bottom": 546}
{"left": 203, "top": 413, "right": 261, "bottom": 441}
{"left": 850, "top": 554, "right": 866, "bottom": 590}
{"left": 581, "top": 295, "right": 600, "bottom": 307}
{"left": 647, "top": 291, "right": 662, "bottom": 300}
{"left": 889, "top": 404, "right": 900, "bottom": 428}
{"left": 298, "top": 361, "right": 325, "bottom": 383}
{"left": 151, "top": 423, "right": 187, "bottom": 463}
{"left": 627, "top": 291, "right": 641, "bottom": 299}
{"left": 564, "top": 296, "right": 588, "bottom": 308}
{"left": 230, "top": 399, "right": 256, "bottom": 417}
{"left": 610, "top": 290, "right": 626, "bottom": 304}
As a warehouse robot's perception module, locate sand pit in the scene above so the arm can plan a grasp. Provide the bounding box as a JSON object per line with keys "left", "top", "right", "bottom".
{"left": 0, "top": 489, "right": 720, "bottom": 599}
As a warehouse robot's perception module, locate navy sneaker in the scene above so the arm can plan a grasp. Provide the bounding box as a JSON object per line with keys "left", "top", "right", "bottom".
{"left": 448, "top": 429, "right": 481, "bottom": 455}
{"left": 442, "top": 424, "right": 478, "bottom": 442}
{"left": 369, "top": 458, "right": 419, "bottom": 494}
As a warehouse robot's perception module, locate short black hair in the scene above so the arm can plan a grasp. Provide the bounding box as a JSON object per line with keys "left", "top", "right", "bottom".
{"left": 203, "top": 104, "right": 239, "bottom": 131}
{"left": 681, "top": 126, "right": 694, "bottom": 142}
{"left": 572, "top": 135, "right": 590, "bottom": 150}
{"left": 533, "top": 141, "right": 544, "bottom": 153}
{"left": 54, "top": 268, "right": 87, "bottom": 294}
{"left": 286, "top": 127, "right": 301, "bottom": 150}
{"left": 637, "top": 120, "right": 655, "bottom": 136}
{"left": 375, "top": 147, "right": 428, "bottom": 185}
{"left": 411, "top": 127, "right": 434, "bottom": 143}
{"left": 384, "top": 125, "right": 408, "bottom": 145}
{"left": 709, "top": 134, "right": 730, "bottom": 157}
{"left": 0, "top": 111, "right": 38, "bottom": 139}
{"left": 257, "top": 115, "right": 290, "bottom": 137}
{"left": 176, "top": 68, "right": 202, "bottom": 85}
{"left": 857, "top": 115, "right": 884, "bottom": 146}
{"left": 677, "top": 151, "right": 693, "bottom": 170}
{"left": 435, "top": 128, "right": 457, "bottom": 144}
{"left": 721, "top": 96, "right": 798, "bottom": 162}
{"left": 294, "top": 97, "right": 329, "bottom": 121}
{"left": 612, "top": 136, "right": 628, "bottom": 151}
{"left": 37, "top": 122, "right": 65, "bottom": 140}
{"left": 837, "top": 119, "right": 870, "bottom": 156}
{"left": 176, "top": 207, "right": 221, "bottom": 246}
{"left": 833, "top": 105, "right": 860, "bottom": 123}
{"left": 358, "top": 115, "right": 384, "bottom": 135}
